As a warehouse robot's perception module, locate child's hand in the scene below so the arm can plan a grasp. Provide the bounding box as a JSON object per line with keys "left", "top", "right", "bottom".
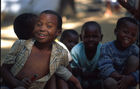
{"left": 110, "top": 71, "right": 123, "bottom": 81}
{"left": 68, "top": 75, "right": 83, "bottom": 89}
{"left": 12, "top": 78, "right": 27, "bottom": 88}
{"left": 118, "top": 75, "right": 134, "bottom": 89}
{"left": 15, "top": 74, "right": 38, "bottom": 88}
{"left": 22, "top": 78, "right": 32, "bottom": 88}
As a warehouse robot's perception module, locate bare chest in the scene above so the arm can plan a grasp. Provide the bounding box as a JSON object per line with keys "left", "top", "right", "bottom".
{"left": 16, "top": 48, "right": 51, "bottom": 80}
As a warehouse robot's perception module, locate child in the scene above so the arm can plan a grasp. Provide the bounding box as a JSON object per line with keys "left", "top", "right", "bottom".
{"left": 13, "top": 13, "right": 75, "bottom": 89}
{"left": 117, "top": 0, "right": 140, "bottom": 47}
{"left": 55, "top": 29, "right": 79, "bottom": 62}
{"left": 98, "top": 17, "right": 139, "bottom": 89}
{"left": 13, "top": 13, "right": 38, "bottom": 40}
{"left": 70, "top": 21, "right": 103, "bottom": 89}
{"left": 1, "top": 10, "right": 82, "bottom": 89}
{"left": 0, "top": 13, "right": 38, "bottom": 89}
{"left": 60, "top": 29, "right": 79, "bottom": 51}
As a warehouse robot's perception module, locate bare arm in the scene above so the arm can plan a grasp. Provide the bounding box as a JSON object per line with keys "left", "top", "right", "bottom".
{"left": 118, "top": 0, "right": 140, "bottom": 20}
{"left": 110, "top": 71, "right": 123, "bottom": 81}
{"left": 56, "top": 64, "right": 73, "bottom": 89}
{"left": 68, "top": 75, "right": 82, "bottom": 89}
{"left": 118, "top": 75, "right": 137, "bottom": 89}
{"left": 1, "top": 64, "right": 26, "bottom": 88}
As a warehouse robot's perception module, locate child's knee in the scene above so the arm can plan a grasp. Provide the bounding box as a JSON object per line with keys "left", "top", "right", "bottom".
{"left": 126, "top": 55, "right": 139, "bottom": 72}
{"left": 104, "top": 77, "right": 117, "bottom": 89}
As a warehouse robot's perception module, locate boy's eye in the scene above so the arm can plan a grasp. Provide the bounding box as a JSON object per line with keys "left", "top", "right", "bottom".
{"left": 122, "top": 29, "right": 128, "bottom": 34}
{"left": 84, "top": 35, "right": 98, "bottom": 38}
{"left": 47, "top": 25, "right": 52, "bottom": 28}
{"left": 37, "top": 22, "right": 42, "bottom": 27}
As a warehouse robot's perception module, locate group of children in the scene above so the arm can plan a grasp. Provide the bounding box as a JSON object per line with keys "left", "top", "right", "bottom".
{"left": 1, "top": 9, "right": 139, "bottom": 89}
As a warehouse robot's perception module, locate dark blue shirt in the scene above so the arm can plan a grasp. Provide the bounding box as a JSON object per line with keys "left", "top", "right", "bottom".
{"left": 98, "top": 41, "right": 139, "bottom": 83}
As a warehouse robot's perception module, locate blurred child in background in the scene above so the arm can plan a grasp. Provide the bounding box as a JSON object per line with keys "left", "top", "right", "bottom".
{"left": 71, "top": 21, "right": 103, "bottom": 89}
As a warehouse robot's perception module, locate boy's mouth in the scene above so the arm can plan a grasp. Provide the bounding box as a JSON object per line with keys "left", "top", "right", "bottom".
{"left": 123, "top": 38, "right": 130, "bottom": 44}
{"left": 38, "top": 33, "right": 48, "bottom": 39}
{"left": 86, "top": 42, "right": 97, "bottom": 48}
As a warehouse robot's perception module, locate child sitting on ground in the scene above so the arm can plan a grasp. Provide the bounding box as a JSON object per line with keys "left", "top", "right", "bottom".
{"left": 13, "top": 13, "right": 78, "bottom": 89}
{"left": 98, "top": 17, "right": 139, "bottom": 89}
{"left": 1, "top": 10, "right": 82, "bottom": 89}
{"left": 70, "top": 21, "right": 103, "bottom": 89}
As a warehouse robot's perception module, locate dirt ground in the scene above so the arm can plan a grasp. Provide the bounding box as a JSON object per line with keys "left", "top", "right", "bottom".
{"left": 1, "top": 0, "right": 139, "bottom": 88}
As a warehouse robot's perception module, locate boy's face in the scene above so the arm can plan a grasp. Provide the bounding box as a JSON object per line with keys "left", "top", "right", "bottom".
{"left": 62, "top": 34, "right": 79, "bottom": 51}
{"left": 116, "top": 21, "right": 138, "bottom": 49}
{"left": 33, "top": 13, "right": 61, "bottom": 43}
{"left": 81, "top": 26, "right": 102, "bottom": 50}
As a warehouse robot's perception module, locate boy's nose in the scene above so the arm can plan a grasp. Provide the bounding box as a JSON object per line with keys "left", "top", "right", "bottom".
{"left": 40, "top": 26, "right": 46, "bottom": 32}
{"left": 89, "top": 38, "right": 95, "bottom": 41}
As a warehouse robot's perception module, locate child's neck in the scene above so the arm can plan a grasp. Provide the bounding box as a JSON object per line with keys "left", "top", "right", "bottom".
{"left": 114, "top": 40, "right": 127, "bottom": 51}
{"left": 85, "top": 47, "right": 97, "bottom": 61}
{"left": 34, "top": 41, "right": 53, "bottom": 50}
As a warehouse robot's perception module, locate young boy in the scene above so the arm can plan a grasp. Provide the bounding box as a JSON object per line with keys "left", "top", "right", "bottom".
{"left": 98, "top": 17, "right": 139, "bottom": 89}
{"left": 60, "top": 29, "right": 79, "bottom": 51}
{"left": 13, "top": 13, "right": 38, "bottom": 40}
{"left": 1, "top": 10, "right": 82, "bottom": 89}
{"left": 70, "top": 21, "right": 103, "bottom": 89}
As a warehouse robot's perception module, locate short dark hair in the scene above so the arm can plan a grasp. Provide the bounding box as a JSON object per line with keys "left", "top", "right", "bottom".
{"left": 116, "top": 17, "right": 138, "bottom": 31}
{"left": 81, "top": 21, "right": 102, "bottom": 34}
{"left": 14, "top": 13, "right": 38, "bottom": 40}
{"left": 60, "top": 29, "right": 78, "bottom": 41}
{"left": 41, "top": 10, "right": 62, "bottom": 30}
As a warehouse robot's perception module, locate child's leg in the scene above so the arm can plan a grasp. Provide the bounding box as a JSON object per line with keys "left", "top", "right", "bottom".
{"left": 123, "top": 55, "right": 139, "bottom": 75}
{"left": 56, "top": 75, "right": 69, "bottom": 89}
{"left": 103, "top": 77, "right": 118, "bottom": 89}
{"left": 44, "top": 74, "right": 57, "bottom": 89}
